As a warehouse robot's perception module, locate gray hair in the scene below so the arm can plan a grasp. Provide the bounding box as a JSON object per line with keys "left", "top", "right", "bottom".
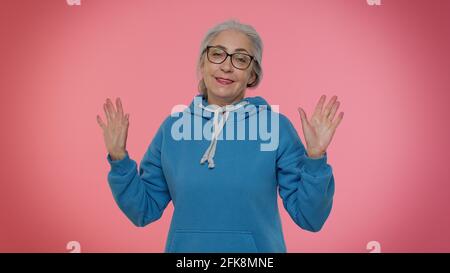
{"left": 196, "top": 19, "right": 264, "bottom": 98}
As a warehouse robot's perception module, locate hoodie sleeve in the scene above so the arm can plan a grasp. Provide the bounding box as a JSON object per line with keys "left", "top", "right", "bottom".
{"left": 106, "top": 120, "right": 171, "bottom": 227}
{"left": 276, "top": 115, "right": 335, "bottom": 232}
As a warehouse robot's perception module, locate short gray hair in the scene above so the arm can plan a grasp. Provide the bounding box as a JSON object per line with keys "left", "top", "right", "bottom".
{"left": 196, "top": 19, "right": 264, "bottom": 98}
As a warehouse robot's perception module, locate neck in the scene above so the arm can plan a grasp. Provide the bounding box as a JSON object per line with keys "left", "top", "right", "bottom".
{"left": 206, "top": 92, "right": 245, "bottom": 107}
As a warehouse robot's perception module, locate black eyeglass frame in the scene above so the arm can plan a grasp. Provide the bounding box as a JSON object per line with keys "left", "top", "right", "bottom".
{"left": 205, "top": 45, "right": 255, "bottom": 70}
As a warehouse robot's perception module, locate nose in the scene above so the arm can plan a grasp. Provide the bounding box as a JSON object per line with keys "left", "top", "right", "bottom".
{"left": 219, "top": 55, "right": 233, "bottom": 72}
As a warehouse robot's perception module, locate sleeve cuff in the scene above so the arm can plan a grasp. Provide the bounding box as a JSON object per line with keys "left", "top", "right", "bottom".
{"left": 107, "top": 151, "right": 135, "bottom": 175}
{"left": 302, "top": 151, "right": 328, "bottom": 173}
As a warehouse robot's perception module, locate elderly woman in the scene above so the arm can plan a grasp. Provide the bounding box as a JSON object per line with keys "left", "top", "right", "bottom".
{"left": 97, "top": 20, "right": 344, "bottom": 253}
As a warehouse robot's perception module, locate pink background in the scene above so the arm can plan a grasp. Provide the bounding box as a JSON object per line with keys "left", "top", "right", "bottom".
{"left": 0, "top": 0, "right": 449, "bottom": 253}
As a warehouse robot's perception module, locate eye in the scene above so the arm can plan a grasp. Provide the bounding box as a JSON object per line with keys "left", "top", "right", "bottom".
{"left": 210, "top": 49, "right": 225, "bottom": 58}
{"left": 235, "top": 56, "right": 249, "bottom": 63}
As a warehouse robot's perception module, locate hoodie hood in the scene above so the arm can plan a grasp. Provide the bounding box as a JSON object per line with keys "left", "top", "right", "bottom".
{"left": 187, "top": 94, "right": 272, "bottom": 121}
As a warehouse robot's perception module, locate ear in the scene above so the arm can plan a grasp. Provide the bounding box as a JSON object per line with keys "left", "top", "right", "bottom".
{"left": 199, "top": 61, "right": 204, "bottom": 75}
{"left": 247, "top": 71, "right": 257, "bottom": 86}
{"left": 198, "top": 55, "right": 206, "bottom": 78}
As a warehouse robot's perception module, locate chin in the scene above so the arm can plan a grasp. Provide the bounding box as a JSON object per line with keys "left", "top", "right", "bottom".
{"left": 208, "top": 85, "right": 238, "bottom": 98}
{"left": 212, "top": 89, "right": 236, "bottom": 97}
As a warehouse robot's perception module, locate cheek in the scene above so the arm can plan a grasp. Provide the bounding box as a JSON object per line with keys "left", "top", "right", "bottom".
{"left": 202, "top": 65, "right": 217, "bottom": 79}
{"left": 237, "top": 73, "right": 252, "bottom": 84}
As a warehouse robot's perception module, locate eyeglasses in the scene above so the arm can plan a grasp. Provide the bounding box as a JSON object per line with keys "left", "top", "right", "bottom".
{"left": 206, "top": 46, "right": 254, "bottom": 70}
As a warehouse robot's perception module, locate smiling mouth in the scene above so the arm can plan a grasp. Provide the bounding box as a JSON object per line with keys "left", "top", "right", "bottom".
{"left": 215, "top": 77, "right": 234, "bottom": 85}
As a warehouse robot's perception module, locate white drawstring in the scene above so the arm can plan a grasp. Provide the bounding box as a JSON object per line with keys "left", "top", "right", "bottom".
{"left": 198, "top": 101, "right": 248, "bottom": 168}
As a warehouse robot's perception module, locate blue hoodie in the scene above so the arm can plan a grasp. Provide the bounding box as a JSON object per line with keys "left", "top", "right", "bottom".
{"left": 106, "top": 95, "right": 335, "bottom": 253}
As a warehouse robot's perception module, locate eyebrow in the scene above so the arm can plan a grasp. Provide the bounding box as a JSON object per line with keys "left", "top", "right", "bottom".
{"left": 212, "top": 45, "right": 251, "bottom": 54}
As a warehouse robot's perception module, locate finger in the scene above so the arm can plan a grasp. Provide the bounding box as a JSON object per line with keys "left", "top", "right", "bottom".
{"left": 116, "top": 97, "right": 124, "bottom": 117}
{"left": 297, "top": 107, "right": 309, "bottom": 127}
{"left": 328, "top": 101, "right": 340, "bottom": 120}
{"left": 313, "top": 95, "right": 326, "bottom": 117}
{"left": 103, "top": 103, "right": 112, "bottom": 124}
{"left": 120, "top": 113, "right": 130, "bottom": 137}
{"left": 123, "top": 114, "right": 130, "bottom": 144}
{"left": 323, "top": 95, "right": 337, "bottom": 118}
{"left": 331, "top": 112, "right": 344, "bottom": 131}
{"left": 97, "top": 115, "right": 106, "bottom": 129}
{"left": 106, "top": 98, "right": 116, "bottom": 119}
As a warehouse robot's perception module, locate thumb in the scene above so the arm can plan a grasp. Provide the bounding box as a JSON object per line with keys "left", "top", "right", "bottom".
{"left": 298, "top": 107, "right": 312, "bottom": 132}
{"left": 297, "top": 107, "right": 307, "bottom": 124}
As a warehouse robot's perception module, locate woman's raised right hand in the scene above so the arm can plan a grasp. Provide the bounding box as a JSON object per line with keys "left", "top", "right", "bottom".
{"left": 97, "top": 98, "right": 129, "bottom": 161}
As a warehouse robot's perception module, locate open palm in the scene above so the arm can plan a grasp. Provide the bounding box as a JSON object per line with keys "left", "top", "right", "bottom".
{"left": 298, "top": 95, "right": 344, "bottom": 158}
{"left": 97, "top": 98, "right": 129, "bottom": 161}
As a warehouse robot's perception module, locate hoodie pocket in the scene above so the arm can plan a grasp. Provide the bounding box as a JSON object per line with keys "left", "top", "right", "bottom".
{"left": 168, "top": 229, "right": 258, "bottom": 253}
